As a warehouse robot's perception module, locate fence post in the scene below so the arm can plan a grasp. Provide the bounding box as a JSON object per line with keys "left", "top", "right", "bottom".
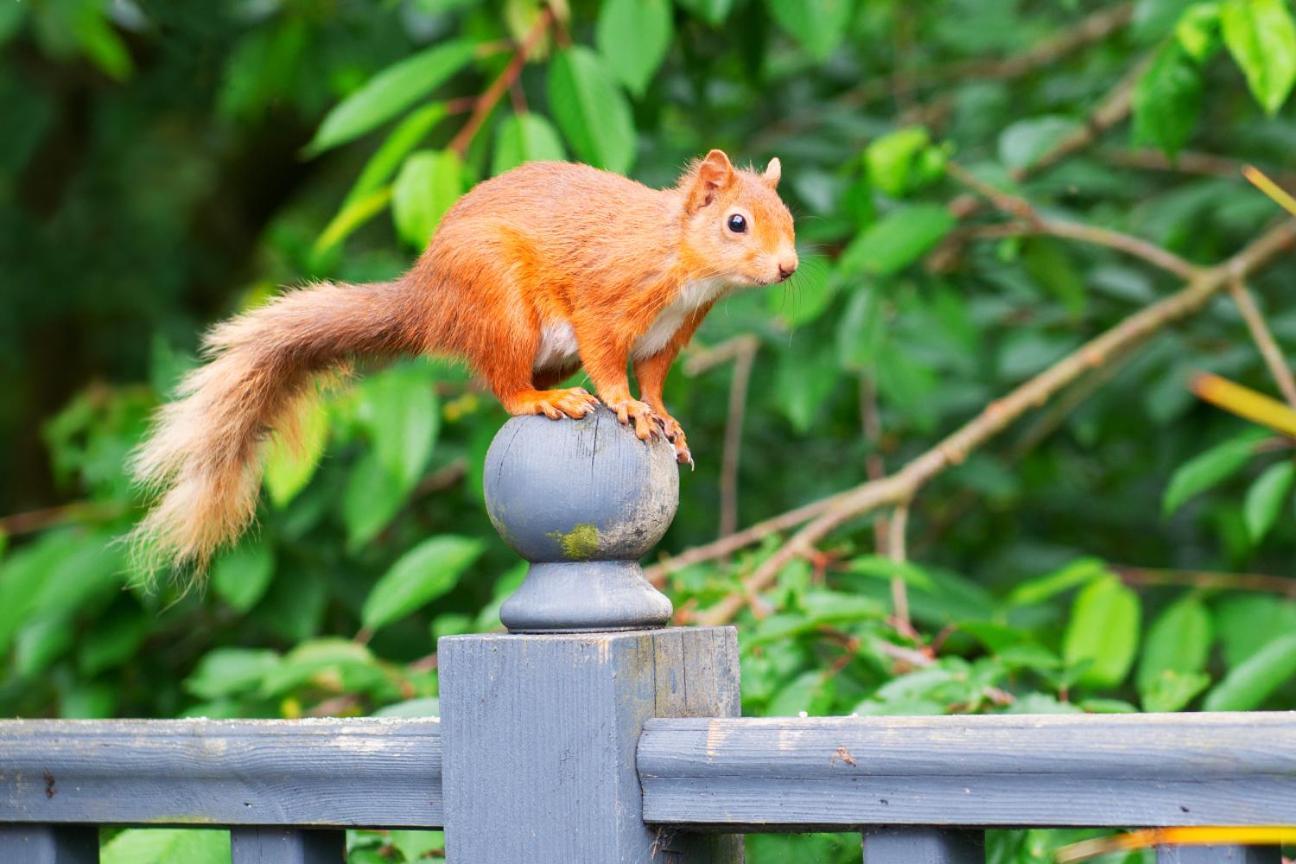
{"left": 0, "top": 826, "right": 97, "bottom": 863}
{"left": 230, "top": 828, "right": 345, "bottom": 863}
{"left": 863, "top": 828, "right": 984, "bottom": 864}
{"left": 440, "top": 407, "right": 743, "bottom": 863}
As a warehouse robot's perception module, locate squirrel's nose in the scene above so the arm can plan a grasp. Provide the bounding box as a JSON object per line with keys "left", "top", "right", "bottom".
{"left": 777, "top": 255, "right": 799, "bottom": 280}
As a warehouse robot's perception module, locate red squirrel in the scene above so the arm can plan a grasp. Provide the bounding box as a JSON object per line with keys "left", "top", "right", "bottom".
{"left": 131, "top": 149, "right": 797, "bottom": 573}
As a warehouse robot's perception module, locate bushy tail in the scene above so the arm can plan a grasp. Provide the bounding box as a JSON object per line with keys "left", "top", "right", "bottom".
{"left": 130, "top": 280, "right": 423, "bottom": 580}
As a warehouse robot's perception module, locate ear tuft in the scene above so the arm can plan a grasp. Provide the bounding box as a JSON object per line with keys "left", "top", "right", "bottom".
{"left": 686, "top": 149, "right": 736, "bottom": 210}
{"left": 763, "top": 156, "right": 781, "bottom": 188}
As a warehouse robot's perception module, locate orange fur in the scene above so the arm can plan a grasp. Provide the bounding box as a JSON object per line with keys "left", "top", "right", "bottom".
{"left": 131, "top": 149, "right": 796, "bottom": 576}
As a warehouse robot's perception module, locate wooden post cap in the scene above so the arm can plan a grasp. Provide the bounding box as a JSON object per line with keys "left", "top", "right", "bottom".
{"left": 483, "top": 405, "right": 678, "bottom": 632}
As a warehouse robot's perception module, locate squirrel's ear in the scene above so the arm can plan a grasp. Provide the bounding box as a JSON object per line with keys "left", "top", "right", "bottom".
{"left": 687, "top": 149, "right": 735, "bottom": 210}
{"left": 763, "top": 157, "right": 781, "bottom": 188}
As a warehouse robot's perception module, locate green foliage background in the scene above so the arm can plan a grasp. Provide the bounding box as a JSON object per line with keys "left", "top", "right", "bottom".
{"left": 3, "top": 0, "right": 1296, "bottom": 860}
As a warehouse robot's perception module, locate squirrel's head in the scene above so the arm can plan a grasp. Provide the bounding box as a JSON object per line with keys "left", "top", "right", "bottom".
{"left": 678, "top": 149, "right": 797, "bottom": 286}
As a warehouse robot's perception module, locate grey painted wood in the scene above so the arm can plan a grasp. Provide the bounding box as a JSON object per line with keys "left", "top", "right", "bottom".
{"left": 863, "top": 829, "right": 983, "bottom": 864}
{"left": 0, "top": 718, "right": 440, "bottom": 828}
{"left": 0, "top": 825, "right": 97, "bottom": 863}
{"left": 638, "top": 713, "right": 1296, "bottom": 828}
{"left": 230, "top": 827, "right": 345, "bottom": 863}
{"left": 485, "top": 406, "right": 677, "bottom": 631}
{"left": 1157, "top": 845, "right": 1282, "bottom": 863}
{"left": 439, "top": 626, "right": 741, "bottom": 864}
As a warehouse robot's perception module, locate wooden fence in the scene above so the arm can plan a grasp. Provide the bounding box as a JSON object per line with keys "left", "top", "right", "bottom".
{"left": 1, "top": 409, "right": 1292, "bottom": 863}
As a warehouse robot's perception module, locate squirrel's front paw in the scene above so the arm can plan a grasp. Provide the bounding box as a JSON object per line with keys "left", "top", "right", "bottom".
{"left": 603, "top": 397, "right": 658, "bottom": 441}
{"left": 654, "top": 415, "right": 694, "bottom": 469}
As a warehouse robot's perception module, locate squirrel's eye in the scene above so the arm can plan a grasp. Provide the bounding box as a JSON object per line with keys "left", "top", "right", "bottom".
{"left": 726, "top": 213, "right": 748, "bottom": 233}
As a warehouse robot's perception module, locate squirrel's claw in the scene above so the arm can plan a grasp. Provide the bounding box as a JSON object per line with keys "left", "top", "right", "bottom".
{"left": 606, "top": 397, "right": 658, "bottom": 441}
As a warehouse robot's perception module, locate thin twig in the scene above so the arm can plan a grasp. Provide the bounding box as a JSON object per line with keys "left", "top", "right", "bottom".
{"left": 692, "top": 219, "right": 1296, "bottom": 626}
{"left": 0, "top": 501, "right": 128, "bottom": 537}
{"left": 752, "top": 3, "right": 1132, "bottom": 153}
{"left": 886, "top": 502, "right": 914, "bottom": 638}
{"left": 718, "top": 339, "right": 757, "bottom": 538}
{"left": 1228, "top": 278, "right": 1296, "bottom": 408}
{"left": 1114, "top": 565, "right": 1296, "bottom": 599}
{"left": 859, "top": 375, "right": 891, "bottom": 552}
{"left": 448, "top": 8, "right": 553, "bottom": 157}
{"left": 946, "top": 162, "right": 1202, "bottom": 280}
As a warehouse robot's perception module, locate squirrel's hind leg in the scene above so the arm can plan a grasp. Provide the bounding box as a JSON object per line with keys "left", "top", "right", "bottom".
{"left": 489, "top": 358, "right": 596, "bottom": 421}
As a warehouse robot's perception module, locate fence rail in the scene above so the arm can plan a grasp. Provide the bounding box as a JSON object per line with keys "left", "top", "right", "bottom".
{"left": 638, "top": 713, "right": 1296, "bottom": 829}
{"left": 0, "top": 718, "right": 442, "bottom": 828}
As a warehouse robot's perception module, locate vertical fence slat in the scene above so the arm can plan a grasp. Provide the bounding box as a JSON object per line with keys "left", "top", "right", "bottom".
{"left": 863, "top": 828, "right": 984, "bottom": 864}
{"left": 230, "top": 827, "right": 345, "bottom": 863}
{"left": 1157, "top": 844, "right": 1283, "bottom": 863}
{"left": 0, "top": 825, "right": 97, "bottom": 863}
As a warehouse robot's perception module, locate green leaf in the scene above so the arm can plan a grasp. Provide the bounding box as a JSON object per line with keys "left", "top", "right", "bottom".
{"left": 15, "top": 615, "right": 73, "bottom": 677}
{"left": 342, "top": 451, "right": 409, "bottom": 550}
{"left": 676, "top": 0, "right": 736, "bottom": 25}
{"left": 596, "top": 0, "right": 673, "bottom": 96}
{"left": 263, "top": 396, "right": 330, "bottom": 507}
{"left": 1203, "top": 632, "right": 1296, "bottom": 710}
{"left": 1243, "top": 460, "right": 1294, "bottom": 542}
{"left": 1176, "top": 2, "right": 1223, "bottom": 61}
{"left": 346, "top": 103, "right": 448, "bottom": 206}
{"left": 492, "top": 112, "right": 566, "bottom": 175}
{"left": 259, "top": 638, "right": 381, "bottom": 697}
{"left": 184, "top": 648, "right": 281, "bottom": 700}
{"left": 392, "top": 149, "right": 464, "bottom": 247}
{"left": 1137, "top": 596, "right": 1213, "bottom": 698}
{"left": 839, "top": 204, "right": 955, "bottom": 276}
{"left": 998, "top": 116, "right": 1082, "bottom": 171}
{"left": 768, "top": 669, "right": 835, "bottom": 716}
{"left": 1008, "top": 558, "right": 1112, "bottom": 606}
{"left": 79, "top": 606, "right": 149, "bottom": 675}
{"left": 547, "top": 47, "right": 636, "bottom": 173}
{"left": 102, "top": 829, "right": 230, "bottom": 864}
{"left": 1215, "top": 595, "right": 1296, "bottom": 667}
{"left": 361, "top": 535, "right": 485, "bottom": 631}
{"left": 1133, "top": 41, "right": 1203, "bottom": 158}
{"left": 835, "top": 282, "right": 885, "bottom": 371}
{"left": 1063, "top": 574, "right": 1141, "bottom": 688}
{"left": 360, "top": 363, "right": 441, "bottom": 490}
{"left": 1221, "top": 0, "right": 1296, "bottom": 114}
{"left": 305, "top": 41, "right": 475, "bottom": 155}
{"left": 865, "top": 127, "right": 930, "bottom": 197}
{"left": 313, "top": 186, "right": 393, "bottom": 256}
{"left": 211, "top": 540, "right": 275, "bottom": 613}
{"left": 1142, "top": 670, "right": 1211, "bottom": 712}
{"left": 1162, "top": 432, "right": 1262, "bottom": 515}
{"left": 768, "top": 0, "right": 854, "bottom": 61}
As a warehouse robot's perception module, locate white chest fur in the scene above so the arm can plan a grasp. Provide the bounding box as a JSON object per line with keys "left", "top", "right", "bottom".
{"left": 632, "top": 277, "right": 729, "bottom": 360}
{"left": 532, "top": 278, "right": 729, "bottom": 371}
{"left": 533, "top": 321, "right": 579, "bottom": 371}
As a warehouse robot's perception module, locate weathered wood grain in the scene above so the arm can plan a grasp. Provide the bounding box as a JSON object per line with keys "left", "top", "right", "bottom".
{"left": 440, "top": 626, "right": 742, "bottom": 864}
{"left": 0, "top": 718, "right": 441, "bottom": 828}
{"left": 862, "top": 829, "right": 983, "bottom": 864}
{"left": 0, "top": 825, "right": 97, "bottom": 863}
{"left": 230, "top": 827, "right": 345, "bottom": 863}
{"left": 638, "top": 713, "right": 1296, "bottom": 828}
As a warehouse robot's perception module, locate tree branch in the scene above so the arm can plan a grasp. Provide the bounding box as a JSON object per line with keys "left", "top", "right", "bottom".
{"left": 1228, "top": 277, "right": 1296, "bottom": 408}
{"left": 1114, "top": 564, "right": 1296, "bottom": 599}
{"left": 692, "top": 218, "right": 1296, "bottom": 626}
{"left": 945, "top": 162, "right": 1202, "bottom": 279}
{"left": 448, "top": 8, "right": 552, "bottom": 157}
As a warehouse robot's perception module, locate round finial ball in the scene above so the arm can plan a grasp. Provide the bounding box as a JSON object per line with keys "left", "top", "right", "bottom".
{"left": 484, "top": 406, "right": 679, "bottom": 564}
